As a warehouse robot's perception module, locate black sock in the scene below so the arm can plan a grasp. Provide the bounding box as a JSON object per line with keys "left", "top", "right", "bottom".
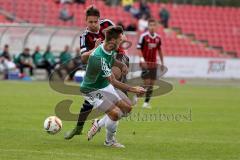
{"left": 145, "top": 86, "right": 153, "bottom": 103}
{"left": 77, "top": 100, "right": 93, "bottom": 127}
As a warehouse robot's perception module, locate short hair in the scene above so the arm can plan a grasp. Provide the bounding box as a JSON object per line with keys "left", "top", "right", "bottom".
{"left": 104, "top": 26, "right": 123, "bottom": 42}
{"left": 86, "top": 6, "right": 100, "bottom": 18}
{"left": 148, "top": 18, "right": 156, "bottom": 24}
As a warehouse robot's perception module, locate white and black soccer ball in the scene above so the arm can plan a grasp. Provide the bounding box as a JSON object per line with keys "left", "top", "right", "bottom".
{"left": 43, "top": 116, "right": 62, "bottom": 135}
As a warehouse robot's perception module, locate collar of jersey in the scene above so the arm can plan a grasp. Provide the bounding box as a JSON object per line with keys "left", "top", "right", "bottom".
{"left": 101, "top": 44, "right": 113, "bottom": 55}
{"left": 147, "top": 31, "right": 157, "bottom": 39}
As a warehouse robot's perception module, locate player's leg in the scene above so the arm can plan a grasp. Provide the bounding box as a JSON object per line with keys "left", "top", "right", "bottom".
{"left": 97, "top": 114, "right": 108, "bottom": 127}
{"left": 115, "top": 89, "right": 133, "bottom": 114}
{"left": 86, "top": 86, "right": 119, "bottom": 141}
{"left": 64, "top": 100, "right": 93, "bottom": 140}
{"left": 142, "top": 78, "right": 152, "bottom": 108}
{"left": 87, "top": 85, "right": 132, "bottom": 146}
{"left": 87, "top": 99, "right": 124, "bottom": 142}
{"left": 88, "top": 105, "right": 125, "bottom": 147}
{"left": 19, "top": 63, "right": 25, "bottom": 75}
{"left": 104, "top": 106, "right": 125, "bottom": 148}
{"left": 142, "top": 68, "right": 157, "bottom": 108}
{"left": 93, "top": 93, "right": 132, "bottom": 131}
{"left": 88, "top": 90, "right": 129, "bottom": 135}
{"left": 104, "top": 95, "right": 133, "bottom": 148}
{"left": 144, "top": 79, "right": 155, "bottom": 104}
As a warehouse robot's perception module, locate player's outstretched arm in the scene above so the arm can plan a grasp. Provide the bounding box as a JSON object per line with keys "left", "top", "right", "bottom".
{"left": 158, "top": 47, "right": 164, "bottom": 66}
{"left": 107, "top": 74, "right": 146, "bottom": 94}
{"left": 81, "top": 38, "right": 102, "bottom": 64}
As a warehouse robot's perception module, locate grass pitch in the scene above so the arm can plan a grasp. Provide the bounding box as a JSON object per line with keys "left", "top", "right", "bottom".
{"left": 0, "top": 80, "right": 240, "bottom": 160}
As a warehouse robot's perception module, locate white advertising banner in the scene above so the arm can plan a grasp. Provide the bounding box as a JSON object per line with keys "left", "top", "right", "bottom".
{"left": 164, "top": 57, "right": 240, "bottom": 79}
{"left": 130, "top": 56, "right": 240, "bottom": 79}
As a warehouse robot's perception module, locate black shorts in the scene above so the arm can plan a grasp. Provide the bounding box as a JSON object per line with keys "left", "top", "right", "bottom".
{"left": 141, "top": 68, "right": 157, "bottom": 80}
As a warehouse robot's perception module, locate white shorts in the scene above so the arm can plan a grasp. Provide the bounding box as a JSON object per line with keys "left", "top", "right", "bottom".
{"left": 84, "top": 84, "right": 128, "bottom": 112}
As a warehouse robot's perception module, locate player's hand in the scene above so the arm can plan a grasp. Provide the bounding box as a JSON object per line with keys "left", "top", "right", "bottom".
{"left": 94, "top": 38, "right": 102, "bottom": 48}
{"left": 160, "top": 64, "right": 165, "bottom": 72}
{"left": 139, "top": 57, "right": 147, "bottom": 69}
{"left": 140, "top": 61, "right": 148, "bottom": 69}
{"left": 121, "top": 64, "right": 128, "bottom": 75}
{"left": 130, "top": 86, "right": 146, "bottom": 95}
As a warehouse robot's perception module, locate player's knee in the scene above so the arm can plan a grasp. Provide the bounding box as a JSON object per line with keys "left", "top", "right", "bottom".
{"left": 120, "top": 104, "right": 132, "bottom": 117}
{"left": 125, "top": 104, "right": 132, "bottom": 113}
{"left": 108, "top": 107, "right": 121, "bottom": 121}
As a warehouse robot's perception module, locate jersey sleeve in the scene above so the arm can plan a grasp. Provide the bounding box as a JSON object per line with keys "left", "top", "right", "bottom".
{"left": 137, "top": 34, "right": 145, "bottom": 49}
{"left": 80, "top": 32, "right": 89, "bottom": 54}
{"left": 158, "top": 37, "right": 162, "bottom": 51}
{"left": 101, "top": 57, "right": 112, "bottom": 77}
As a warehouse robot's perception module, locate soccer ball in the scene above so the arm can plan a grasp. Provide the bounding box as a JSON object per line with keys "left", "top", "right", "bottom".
{"left": 43, "top": 116, "right": 62, "bottom": 135}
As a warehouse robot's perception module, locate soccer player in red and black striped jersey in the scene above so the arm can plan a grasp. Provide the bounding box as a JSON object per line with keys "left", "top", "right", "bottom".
{"left": 80, "top": 7, "right": 128, "bottom": 67}
{"left": 137, "top": 19, "right": 164, "bottom": 108}
{"left": 64, "top": 6, "right": 129, "bottom": 141}
{"left": 80, "top": 17, "right": 115, "bottom": 63}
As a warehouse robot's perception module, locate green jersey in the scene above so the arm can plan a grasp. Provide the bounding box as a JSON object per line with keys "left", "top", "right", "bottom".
{"left": 59, "top": 51, "right": 72, "bottom": 64}
{"left": 80, "top": 44, "right": 117, "bottom": 93}
{"left": 43, "top": 51, "right": 56, "bottom": 65}
{"left": 32, "top": 51, "right": 44, "bottom": 65}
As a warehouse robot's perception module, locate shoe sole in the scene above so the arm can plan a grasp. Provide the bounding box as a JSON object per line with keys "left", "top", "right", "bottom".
{"left": 104, "top": 142, "right": 125, "bottom": 148}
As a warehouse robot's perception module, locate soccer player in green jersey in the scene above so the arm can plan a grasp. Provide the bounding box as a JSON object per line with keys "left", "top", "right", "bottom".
{"left": 81, "top": 26, "right": 146, "bottom": 148}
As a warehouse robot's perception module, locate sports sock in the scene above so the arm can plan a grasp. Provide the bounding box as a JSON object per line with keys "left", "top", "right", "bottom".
{"left": 105, "top": 116, "right": 118, "bottom": 142}
{"left": 98, "top": 115, "right": 108, "bottom": 128}
{"left": 145, "top": 86, "right": 153, "bottom": 103}
{"left": 77, "top": 100, "right": 94, "bottom": 127}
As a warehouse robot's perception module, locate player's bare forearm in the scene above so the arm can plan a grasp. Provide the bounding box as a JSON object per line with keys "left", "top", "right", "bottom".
{"left": 137, "top": 49, "right": 144, "bottom": 60}
{"left": 107, "top": 74, "right": 145, "bottom": 94}
{"left": 107, "top": 74, "right": 130, "bottom": 91}
{"left": 81, "top": 39, "right": 102, "bottom": 64}
{"left": 158, "top": 49, "right": 164, "bottom": 65}
{"left": 138, "top": 49, "right": 147, "bottom": 69}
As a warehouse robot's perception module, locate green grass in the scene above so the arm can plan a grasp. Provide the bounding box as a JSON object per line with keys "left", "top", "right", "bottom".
{"left": 0, "top": 80, "right": 240, "bottom": 160}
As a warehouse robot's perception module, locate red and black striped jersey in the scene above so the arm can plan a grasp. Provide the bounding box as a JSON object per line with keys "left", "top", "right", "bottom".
{"left": 80, "top": 19, "right": 114, "bottom": 54}
{"left": 137, "top": 31, "right": 161, "bottom": 63}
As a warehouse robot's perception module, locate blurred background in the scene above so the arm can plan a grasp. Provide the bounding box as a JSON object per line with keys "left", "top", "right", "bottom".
{"left": 0, "top": 0, "right": 240, "bottom": 80}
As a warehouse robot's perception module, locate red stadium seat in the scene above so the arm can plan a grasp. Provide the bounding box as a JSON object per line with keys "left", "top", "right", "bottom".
{"left": 1, "top": 0, "right": 239, "bottom": 58}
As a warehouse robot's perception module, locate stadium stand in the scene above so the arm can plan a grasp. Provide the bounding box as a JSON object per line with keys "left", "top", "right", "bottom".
{"left": 0, "top": 15, "right": 8, "bottom": 23}
{"left": 0, "top": 0, "right": 239, "bottom": 58}
{"left": 149, "top": 3, "right": 240, "bottom": 57}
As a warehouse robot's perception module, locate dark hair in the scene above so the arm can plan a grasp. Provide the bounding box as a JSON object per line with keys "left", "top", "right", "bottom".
{"left": 104, "top": 26, "right": 123, "bottom": 42}
{"left": 86, "top": 6, "right": 100, "bottom": 18}
{"left": 148, "top": 18, "right": 156, "bottom": 24}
